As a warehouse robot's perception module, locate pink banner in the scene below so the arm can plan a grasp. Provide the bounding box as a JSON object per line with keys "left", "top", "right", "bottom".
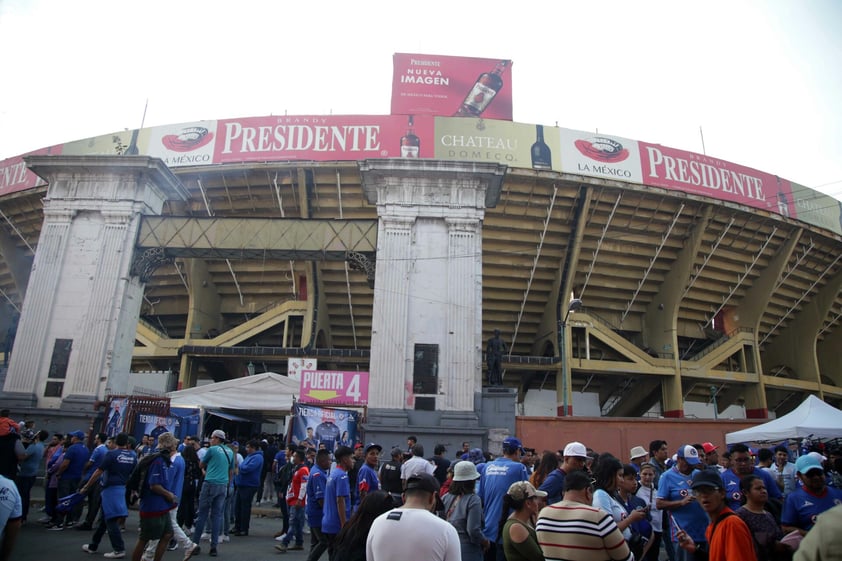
{"left": 0, "top": 145, "right": 62, "bottom": 197}
{"left": 214, "top": 114, "right": 434, "bottom": 163}
{"left": 639, "top": 142, "right": 796, "bottom": 217}
{"left": 391, "top": 53, "right": 513, "bottom": 120}
{"left": 299, "top": 370, "right": 369, "bottom": 406}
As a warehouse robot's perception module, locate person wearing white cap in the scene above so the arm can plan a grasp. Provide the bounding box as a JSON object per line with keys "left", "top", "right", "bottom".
{"left": 186, "top": 429, "right": 234, "bottom": 559}
{"left": 656, "top": 444, "right": 709, "bottom": 560}
{"left": 442, "top": 461, "right": 488, "bottom": 561}
{"left": 781, "top": 454, "right": 842, "bottom": 537}
{"left": 539, "top": 441, "right": 587, "bottom": 505}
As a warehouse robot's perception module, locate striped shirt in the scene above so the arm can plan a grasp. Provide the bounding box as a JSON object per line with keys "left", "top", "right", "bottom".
{"left": 536, "top": 500, "right": 633, "bottom": 561}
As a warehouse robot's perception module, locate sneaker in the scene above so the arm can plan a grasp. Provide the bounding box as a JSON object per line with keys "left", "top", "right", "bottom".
{"left": 168, "top": 539, "right": 179, "bottom": 551}
{"left": 275, "top": 543, "right": 288, "bottom": 553}
{"left": 104, "top": 552, "right": 126, "bottom": 559}
{"left": 289, "top": 544, "right": 304, "bottom": 551}
{"left": 66, "top": 521, "right": 76, "bottom": 528}
{"left": 82, "top": 544, "right": 97, "bottom": 554}
{"left": 38, "top": 516, "right": 53, "bottom": 524}
{"left": 201, "top": 532, "right": 211, "bottom": 541}
{"left": 209, "top": 548, "right": 217, "bottom": 557}
{"left": 274, "top": 532, "right": 286, "bottom": 541}
{"left": 48, "top": 523, "right": 64, "bottom": 531}
{"left": 221, "top": 534, "right": 230, "bottom": 543}
{"left": 184, "top": 544, "right": 200, "bottom": 561}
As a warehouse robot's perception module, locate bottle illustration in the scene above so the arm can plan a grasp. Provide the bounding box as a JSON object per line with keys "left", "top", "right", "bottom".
{"left": 400, "top": 115, "right": 420, "bottom": 158}
{"left": 776, "top": 177, "right": 789, "bottom": 217}
{"left": 124, "top": 129, "right": 140, "bottom": 156}
{"left": 453, "top": 60, "right": 509, "bottom": 117}
{"left": 531, "top": 124, "right": 552, "bottom": 170}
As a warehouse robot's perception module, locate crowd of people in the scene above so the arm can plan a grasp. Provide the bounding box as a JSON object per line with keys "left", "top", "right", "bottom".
{"left": 2, "top": 411, "right": 842, "bottom": 561}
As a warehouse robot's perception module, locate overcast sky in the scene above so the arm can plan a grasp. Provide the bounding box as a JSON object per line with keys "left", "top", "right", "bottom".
{"left": 1, "top": 0, "right": 840, "bottom": 198}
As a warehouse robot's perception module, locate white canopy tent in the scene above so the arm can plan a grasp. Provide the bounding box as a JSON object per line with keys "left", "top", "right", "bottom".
{"left": 726, "top": 395, "right": 842, "bottom": 444}
{"left": 167, "top": 372, "right": 299, "bottom": 415}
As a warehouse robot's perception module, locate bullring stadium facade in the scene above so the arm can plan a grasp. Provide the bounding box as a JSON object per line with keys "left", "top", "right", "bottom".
{"left": 1, "top": 113, "right": 841, "bottom": 435}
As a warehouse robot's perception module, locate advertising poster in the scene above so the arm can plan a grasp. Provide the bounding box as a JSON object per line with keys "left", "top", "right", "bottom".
{"left": 214, "top": 114, "right": 435, "bottom": 163}
{"left": 299, "top": 370, "right": 369, "bottom": 406}
{"left": 392, "top": 53, "right": 513, "bottom": 120}
{"left": 62, "top": 130, "right": 140, "bottom": 157}
{"left": 287, "top": 357, "right": 317, "bottom": 382}
{"left": 170, "top": 407, "right": 201, "bottom": 440}
{"left": 790, "top": 182, "right": 842, "bottom": 236}
{"left": 0, "top": 145, "right": 60, "bottom": 197}
{"left": 434, "top": 117, "right": 559, "bottom": 170}
{"left": 144, "top": 121, "right": 217, "bottom": 167}
{"left": 104, "top": 397, "right": 128, "bottom": 437}
{"left": 132, "top": 412, "right": 182, "bottom": 447}
{"left": 290, "top": 403, "right": 359, "bottom": 452}
{"left": 558, "top": 128, "right": 643, "bottom": 184}
{"left": 639, "top": 142, "right": 795, "bottom": 216}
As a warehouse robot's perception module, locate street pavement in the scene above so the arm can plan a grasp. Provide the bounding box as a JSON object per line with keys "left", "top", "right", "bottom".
{"left": 16, "top": 503, "right": 313, "bottom": 561}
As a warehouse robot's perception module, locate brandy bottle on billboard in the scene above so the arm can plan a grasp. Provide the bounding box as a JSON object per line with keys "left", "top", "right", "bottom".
{"left": 531, "top": 124, "right": 552, "bottom": 170}
{"left": 400, "top": 115, "right": 420, "bottom": 158}
{"left": 453, "top": 60, "right": 509, "bottom": 117}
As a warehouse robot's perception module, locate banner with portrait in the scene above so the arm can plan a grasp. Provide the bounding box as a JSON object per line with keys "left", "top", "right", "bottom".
{"left": 290, "top": 403, "right": 359, "bottom": 452}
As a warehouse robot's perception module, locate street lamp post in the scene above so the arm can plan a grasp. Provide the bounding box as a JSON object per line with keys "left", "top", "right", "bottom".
{"left": 247, "top": 361, "right": 255, "bottom": 376}
{"left": 559, "top": 298, "right": 583, "bottom": 417}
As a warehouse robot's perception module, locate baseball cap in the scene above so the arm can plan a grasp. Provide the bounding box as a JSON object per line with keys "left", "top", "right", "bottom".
{"left": 502, "top": 437, "right": 523, "bottom": 453}
{"left": 507, "top": 481, "right": 547, "bottom": 501}
{"left": 677, "top": 444, "right": 701, "bottom": 465}
{"left": 390, "top": 447, "right": 403, "bottom": 458}
{"left": 365, "top": 443, "right": 382, "bottom": 454}
{"left": 563, "top": 441, "right": 588, "bottom": 458}
{"left": 70, "top": 430, "right": 85, "bottom": 440}
{"left": 702, "top": 442, "right": 718, "bottom": 454}
{"left": 690, "top": 469, "right": 724, "bottom": 490}
{"left": 795, "top": 454, "right": 824, "bottom": 474}
{"left": 355, "top": 442, "right": 364, "bottom": 450}
{"left": 406, "top": 472, "right": 440, "bottom": 494}
{"left": 211, "top": 429, "right": 226, "bottom": 441}
{"left": 630, "top": 446, "right": 648, "bottom": 460}
{"left": 452, "top": 460, "right": 481, "bottom": 482}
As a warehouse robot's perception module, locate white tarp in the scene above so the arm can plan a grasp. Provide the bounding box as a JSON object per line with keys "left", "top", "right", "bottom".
{"left": 167, "top": 372, "right": 299, "bottom": 413}
{"left": 726, "top": 395, "right": 842, "bottom": 444}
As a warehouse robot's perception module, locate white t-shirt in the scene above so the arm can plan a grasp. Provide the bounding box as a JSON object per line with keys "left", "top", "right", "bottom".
{"left": 400, "top": 455, "right": 435, "bottom": 480}
{"left": 366, "top": 508, "right": 460, "bottom": 561}
{"left": 0, "top": 475, "right": 22, "bottom": 541}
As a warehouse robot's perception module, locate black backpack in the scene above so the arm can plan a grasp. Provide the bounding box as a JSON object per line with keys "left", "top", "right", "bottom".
{"left": 126, "top": 450, "right": 168, "bottom": 494}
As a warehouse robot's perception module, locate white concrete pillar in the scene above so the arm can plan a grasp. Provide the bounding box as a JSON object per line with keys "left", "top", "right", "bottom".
{"left": 2, "top": 156, "right": 187, "bottom": 409}
{"left": 361, "top": 160, "right": 505, "bottom": 413}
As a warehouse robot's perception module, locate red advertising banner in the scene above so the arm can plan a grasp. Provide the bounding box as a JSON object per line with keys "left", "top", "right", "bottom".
{"left": 214, "top": 114, "right": 435, "bottom": 163}
{"left": 0, "top": 145, "right": 61, "bottom": 197}
{"left": 391, "top": 53, "right": 513, "bottom": 120}
{"left": 639, "top": 142, "right": 797, "bottom": 217}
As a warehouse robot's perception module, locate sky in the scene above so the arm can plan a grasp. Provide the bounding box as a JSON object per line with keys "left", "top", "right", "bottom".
{"left": 1, "top": 0, "right": 840, "bottom": 198}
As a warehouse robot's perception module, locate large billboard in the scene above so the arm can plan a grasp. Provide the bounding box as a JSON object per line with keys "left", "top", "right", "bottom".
{"left": 392, "top": 53, "right": 513, "bottom": 120}
{"left": 2, "top": 114, "right": 838, "bottom": 236}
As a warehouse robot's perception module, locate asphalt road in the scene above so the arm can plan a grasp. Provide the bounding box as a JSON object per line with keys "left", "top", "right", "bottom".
{"left": 16, "top": 503, "right": 313, "bottom": 561}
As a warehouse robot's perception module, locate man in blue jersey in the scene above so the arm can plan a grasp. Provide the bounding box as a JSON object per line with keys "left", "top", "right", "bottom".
{"left": 656, "top": 445, "right": 709, "bottom": 561}
{"left": 80, "top": 432, "right": 137, "bottom": 558}
{"left": 720, "top": 443, "right": 782, "bottom": 511}
{"left": 356, "top": 443, "right": 381, "bottom": 506}
{"left": 304, "top": 449, "right": 331, "bottom": 561}
{"left": 131, "top": 433, "right": 178, "bottom": 561}
{"left": 539, "top": 441, "right": 588, "bottom": 505}
{"left": 52, "top": 430, "right": 89, "bottom": 529}
{"left": 479, "top": 436, "right": 529, "bottom": 561}
{"left": 321, "top": 445, "right": 353, "bottom": 561}
{"left": 77, "top": 432, "right": 109, "bottom": 531}
{"left": 782, "top": 454, "right": 842, "bottom": 536}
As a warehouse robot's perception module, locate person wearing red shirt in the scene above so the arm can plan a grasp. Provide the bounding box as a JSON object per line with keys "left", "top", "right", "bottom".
{"left": 276, "top": 449, "right": 309, "bottom": 553}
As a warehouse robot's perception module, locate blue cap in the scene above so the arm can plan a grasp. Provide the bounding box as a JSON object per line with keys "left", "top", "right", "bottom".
{"left": 795, "top": 454, "right": 823, "bottom": 474}
{"left": 677, "top": 444, "right": 701, "bottom": 465}
{"left": 70, "top": 430, "right": 85, "bottom": 440}
{"left": 502, "top": 437, "right": 523, "bottom": 452}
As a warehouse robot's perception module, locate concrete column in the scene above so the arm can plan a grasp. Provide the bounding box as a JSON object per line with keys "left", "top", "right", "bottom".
{"left": 1, "top": 156, "right": 187, "bottom": 410}
{"left": 361, "top": 160, "right": 505, "bottom": 415}
{"left": 445, "top": 217, "right": 482, "bottom": 411}
{"left": 369, "top": 216, "right": 413, "bottom": 409}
